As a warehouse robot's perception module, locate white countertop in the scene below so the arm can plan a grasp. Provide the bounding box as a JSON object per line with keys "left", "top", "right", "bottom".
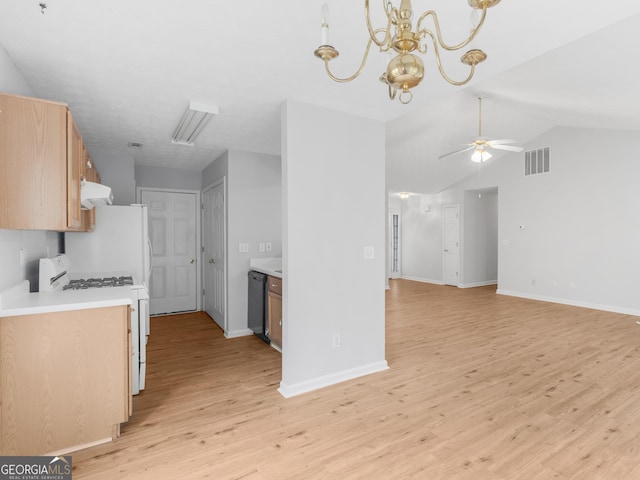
{"left": 0, "top": 281, "right": 132, "bottom": 317}
{"left": 249, "top": 257, "right": 283, "bottom": 278}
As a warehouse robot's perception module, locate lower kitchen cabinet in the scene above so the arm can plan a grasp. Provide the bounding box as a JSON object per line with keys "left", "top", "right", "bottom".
{"left": 267, "top": 276, "right": 282, "bottom": 350}
{"left": 0, "top": 305, "right": 131, "bottom": 455}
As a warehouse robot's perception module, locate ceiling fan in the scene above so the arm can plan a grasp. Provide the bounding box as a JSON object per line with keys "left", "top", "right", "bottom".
{"left": 439, "top": 97, "right": 523, "bottom": 163}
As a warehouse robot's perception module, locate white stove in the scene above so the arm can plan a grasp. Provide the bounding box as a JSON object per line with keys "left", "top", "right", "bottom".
{"left": 39, "top": 254, "right": 149, "bottom": 395}
{"left": 64, "top": 276, "right": 135, "bottom": 290}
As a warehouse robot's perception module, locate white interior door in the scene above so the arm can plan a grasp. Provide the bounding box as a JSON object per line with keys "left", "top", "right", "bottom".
{"left": 389, "top": 209, "right": 401, "bottom": 279}
{"left": 443, "top": 205, "right": 460, "bottom": 286}
{"left": 202, "top": 182, "right": 226, "bottom": 330}
{"left": 142, "top": 190, "right": 198, "bottom": 315}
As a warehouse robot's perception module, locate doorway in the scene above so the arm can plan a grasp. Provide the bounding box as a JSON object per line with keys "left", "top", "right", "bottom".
{"left": 202, "top": 179, "right": 227, "bottom": 332}
{"left": 139, "top": 188, "right": 201, "bottom": 315}
{"left": 389, "top": 208, "right": 402, "bottom": 279}
{"left": 443, "top": 204, "right": 460, "bottom": 286}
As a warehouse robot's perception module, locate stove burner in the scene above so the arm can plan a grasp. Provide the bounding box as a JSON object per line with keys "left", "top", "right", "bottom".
{"left": 63, "top": 276, "right": 134, "bottom": 290}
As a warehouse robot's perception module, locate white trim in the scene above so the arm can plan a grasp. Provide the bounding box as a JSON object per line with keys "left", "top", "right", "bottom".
{"left": 225, "top": 328, "right": 253, "bottom": 339}
{"left": 46, "top": 437, "right": 112, "bottom": 456}
{"left": 278, "top": 361, "right": 389, "bottom": 398}
{"left": 202, "top": 177, "right": 228, "bottom": 335}
{"left": 496, "top": 289, "right": 640, "bottom": 317}
{"left": 459, "top": 280, "right": 498, "bottom": 289}
{"left": 442, "top": 204, "right": 460, "bottom": 287}
{"left": 388, "top": 208, "right": 402, "bottom": 280}
{"left": 400, "top": 275, "right": 445, "bottom": 286}
{"left": 136, "top": 186, "right": 202, "bottom": 313}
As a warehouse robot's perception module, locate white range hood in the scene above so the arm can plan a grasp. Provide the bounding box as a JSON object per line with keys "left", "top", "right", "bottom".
{"left": 81, "top": 180, "right": 114, "bottom": 210}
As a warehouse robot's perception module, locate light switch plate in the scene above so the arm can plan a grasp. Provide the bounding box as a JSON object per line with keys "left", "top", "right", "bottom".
{"left": 239, "top": 243, "right": 249, "bottom": 253}
{"left": 363, "top": 246, "right": 375, "bottom": 260}
{"left": 266, "top": 242, "right": 272, "bottom": 252}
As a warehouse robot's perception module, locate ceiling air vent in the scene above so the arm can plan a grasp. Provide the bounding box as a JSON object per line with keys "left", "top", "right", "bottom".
{"left": 524, "top": 147, "right": 550, "bottom": 176}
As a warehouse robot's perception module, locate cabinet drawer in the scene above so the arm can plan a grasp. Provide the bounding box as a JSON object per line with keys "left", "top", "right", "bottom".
{"left": 268, "top": 276, "right": 282, "bottom": 295}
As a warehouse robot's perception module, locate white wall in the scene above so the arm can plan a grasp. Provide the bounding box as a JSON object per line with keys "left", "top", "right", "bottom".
{"left": 497, "top": 127, "right": 640, "bottom": 314}
{"left": 398, "top": 194, "right": 443, "bottom": 284}
{"left": 228, "top": 151, "right": 281, "bottom": 337}
{"left": 92, "top": 147, "right": 136, "bottom": 205}
{"left": 280, "top": 100, "right": 388, "bottom": 397}
{"left": 461, "top": 189, "right": 498, "bottom": 287}
{"left": 0, "top": 43, "right": 32, "bottom": 96}
{"left": 135, "top": 165, "right": 203, "bottom": 192}
{"left": 0, "top": 42, "right": 62, "bottom": 293}
{"left": 202, "top": 150, "right": 282, "bottom": 338}
{"left": 202, "top": 151, "right": 228, "bottom": 189}
{"left": 397, "top": 126, "right": 640, "bottom": 315}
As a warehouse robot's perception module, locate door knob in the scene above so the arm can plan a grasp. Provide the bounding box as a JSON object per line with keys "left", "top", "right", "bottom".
{"left": 209, "top": 259, "right": 215, "bottom": 264}
{"left": 190, "top": 259, "right": 195, "bottom": 264}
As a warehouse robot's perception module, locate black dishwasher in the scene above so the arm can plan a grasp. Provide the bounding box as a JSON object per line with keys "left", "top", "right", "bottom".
{"left": 248, "top": 270, "right": 270, "bottom": 344}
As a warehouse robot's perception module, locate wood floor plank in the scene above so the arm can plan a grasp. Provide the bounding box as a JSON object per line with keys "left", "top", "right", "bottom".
{"left": 70, "top": 280, "right": 640, "bottom": 479}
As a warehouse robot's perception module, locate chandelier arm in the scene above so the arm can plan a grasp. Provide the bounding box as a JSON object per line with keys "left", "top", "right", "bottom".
{"left": 388, "top": 83, "right": 397, "bottom": 101}
{"left": 365, "top": 0, "right": 395, "bottom": 47}
{"left": 426, "top": 31, "right": 477, "bottom": 86}
{"left": 416, "top": 2, "right": 488, "bottom": 52}
{"left": 323, "top": 38, "right": 375, "bottom": 83}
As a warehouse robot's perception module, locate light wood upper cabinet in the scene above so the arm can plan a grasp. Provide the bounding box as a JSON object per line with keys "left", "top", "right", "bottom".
{"left": 67, "top": 111, "right": 83, "bottom": 230}
{"left": 0, "top": 93, "right": 100, "bottom": 231}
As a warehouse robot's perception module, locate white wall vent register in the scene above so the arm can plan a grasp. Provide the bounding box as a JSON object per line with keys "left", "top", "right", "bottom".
{"left": 524, "top": 147, "right": 550, "bottom": 176}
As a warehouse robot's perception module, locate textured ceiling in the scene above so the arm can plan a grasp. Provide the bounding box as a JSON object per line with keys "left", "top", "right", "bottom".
{"left": 1, "top": 1, "right": 639, "bottom": 193}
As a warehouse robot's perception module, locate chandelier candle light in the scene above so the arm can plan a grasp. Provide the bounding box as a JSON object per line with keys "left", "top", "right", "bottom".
{"left": 314, "top": 0, "right": 501, "bottom": 104}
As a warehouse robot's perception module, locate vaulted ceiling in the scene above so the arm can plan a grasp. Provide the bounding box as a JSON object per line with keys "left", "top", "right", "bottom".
{"left": 1, "top": 1, "right": 639, "bottom": 194}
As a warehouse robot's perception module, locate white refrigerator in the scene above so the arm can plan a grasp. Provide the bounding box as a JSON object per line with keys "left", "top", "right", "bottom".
{"left": 65, "top": 204, "right": 152, "bottom": 394}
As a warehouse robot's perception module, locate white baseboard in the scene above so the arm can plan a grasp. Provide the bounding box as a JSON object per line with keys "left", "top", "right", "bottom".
{"left": 400, "top": 276, "right": 444, "bottom": 286}
{"left": 459, "top": 280, "right": 498, "bottom": 289}
{"left": 278, "top": 360, "right": 389, "bottom": 398}
{"left": 224, "top": 328, "right": 254, "bottom": 339}
{"left": 496, "top": 289, "right": 640, "bottom": 317}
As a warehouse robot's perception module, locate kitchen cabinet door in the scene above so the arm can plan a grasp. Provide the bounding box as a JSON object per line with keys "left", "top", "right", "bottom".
{"left": 267, "top": 276, "right": 282, "bottom": 350}
{"left": 67, "top": 111, "right": 83, "bottom": 230}
{"left": 0, "top": 305, "right": 131, "bottom": 455}
{"left": 0, "top": 93, "right": 91, "bottom": 231}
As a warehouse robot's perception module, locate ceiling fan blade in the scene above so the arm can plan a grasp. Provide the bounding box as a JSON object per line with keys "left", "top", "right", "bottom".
{"left": 487, "top": 139, "right": 518, "bottom": 145}
{"left": 438, "top": 145, "right": 475, "bottom": 160}
{"left": 489, "top": 144, "right": 524, "bottom": 152}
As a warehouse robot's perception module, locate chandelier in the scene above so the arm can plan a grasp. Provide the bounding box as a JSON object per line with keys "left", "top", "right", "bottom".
{"left": 314, "top": 0, "right": 501, "bottom": 104}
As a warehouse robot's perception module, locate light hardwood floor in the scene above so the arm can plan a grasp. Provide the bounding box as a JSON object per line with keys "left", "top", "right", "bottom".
{"left": 72, "top": 280, "right": 640, "bottom": 479}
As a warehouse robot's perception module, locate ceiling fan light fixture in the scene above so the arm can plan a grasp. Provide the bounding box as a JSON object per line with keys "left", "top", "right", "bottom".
{"left": 439, "top": 97, "right": 522, "bottom": 162}
{"left": 471, "top": 148, "right": 492, "bottom": 163}
{"left": 172, "top": 101, "right": 219, "bottom": 146}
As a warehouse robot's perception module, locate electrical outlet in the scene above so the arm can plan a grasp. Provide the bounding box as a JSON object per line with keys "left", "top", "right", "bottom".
{"left": 266, "top": 242, "right": 272, "bottom": 252}
{"left": 363, "top": 246, "right": 375, "bottom": 259}
{"left": 332, "top": 333, "right": 341, "bottom": 349}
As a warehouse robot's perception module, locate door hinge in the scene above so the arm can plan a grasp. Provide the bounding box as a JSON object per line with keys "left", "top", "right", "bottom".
{"left": 202, "top": 289, "right": 205, "bottom": 295}
{"left": 201, "top": 203, "right": 205, "bottom": 210}
{"left": 201, "top": 246, "right": 204, "bottom": 252}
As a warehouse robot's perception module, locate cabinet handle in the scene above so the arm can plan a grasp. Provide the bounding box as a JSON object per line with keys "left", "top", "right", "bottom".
{"left": 279, "top": 320, "right": 282, "bottom": 326}
{"left": 190, "top": 259, "right": 195, "bottom": 264}
{"left": 271, "top": 283, "right": 278, "bottom": 288}
{"left": 209, "top": 259, "right": 215, "bottom": 264}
